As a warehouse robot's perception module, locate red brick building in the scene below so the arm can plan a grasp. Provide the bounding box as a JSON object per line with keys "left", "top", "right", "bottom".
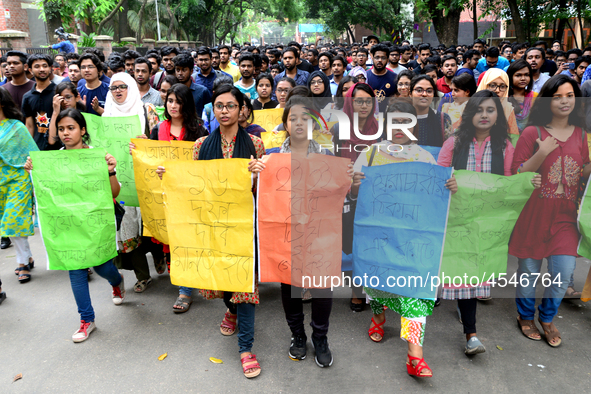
{"left": 0, "top": 0, "right": 48, "bottom": 47}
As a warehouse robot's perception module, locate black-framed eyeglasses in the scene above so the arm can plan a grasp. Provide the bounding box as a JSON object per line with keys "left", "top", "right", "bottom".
{"left": 109, "top": 84, "right": 128, "bottom": 92}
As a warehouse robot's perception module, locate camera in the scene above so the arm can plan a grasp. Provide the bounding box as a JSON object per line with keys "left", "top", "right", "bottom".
{"left": 55, "top": 27, "right": 69, "bottom": 40}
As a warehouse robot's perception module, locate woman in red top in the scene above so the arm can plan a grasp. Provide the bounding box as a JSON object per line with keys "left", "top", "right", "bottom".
{"left": 510, "top": 75, "right": 590, "bottom": 347}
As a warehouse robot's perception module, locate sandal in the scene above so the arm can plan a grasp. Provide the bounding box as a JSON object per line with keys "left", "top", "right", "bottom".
{"left": 220, "top": 310, "right": 237, "bottom": 335}
{"left": 134, "top": 278, "right": 153, "bottom": 293}
{"left": 15, "top": 260, "right": 34, "bottom": 275}
{"left": 565, "top": 286, "right": 582, "bottom": 298}
{"left": 0, "top": 292, "right": 6, "bottom": 305}
{"left": 538, "top": 318, "right": 562, "bottom": 347}
{"left": 406, "top": 355, "right": 433, "bottom": 377}
{"left": 302, "top": 288, "right": 312, "bottom": 303}
{"left": 368, "top": 316, "right": 385, "bottom": 342}
{"left": 154, "top": 257, "right": 166, "bottom": 275}
{"left": 517, "top": 316, "right": 541, "bottom": 341}
{"left": 172, "top": 296, "right": 192, "bottom": 313}
{"left": 240, "top": 354, "right": 261, "bottom": 379}
{"left": 17, "top": 266, "right": 31, "bottom": 283}
{"left": 350, "top": 297, "right": 365, "bottom": 312}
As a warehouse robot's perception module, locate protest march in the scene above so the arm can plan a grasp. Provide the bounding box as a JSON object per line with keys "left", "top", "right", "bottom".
{"left": 3, "top": 38, "right": 591, "bottom": 381}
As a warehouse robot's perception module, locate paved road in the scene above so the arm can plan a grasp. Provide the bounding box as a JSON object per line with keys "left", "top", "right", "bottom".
{"left": 2, "top": 230, "right": 591, "bottom": 393}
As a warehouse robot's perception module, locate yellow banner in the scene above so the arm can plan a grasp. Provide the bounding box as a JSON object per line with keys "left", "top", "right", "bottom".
{"left": 253, "top": 108, "right": 283, "bottom": 132}
{"left": 131, "top": 139, "right": 195, "bottom": 244}
{"left": 162, "top": 159, "right": 255, "bottom": 292}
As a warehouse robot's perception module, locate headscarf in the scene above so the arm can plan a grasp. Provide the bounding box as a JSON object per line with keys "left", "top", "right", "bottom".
{"left": 307, "top": 70, "right": 332, "bottom": 108}
{"left": 103, "top": 72, "right": 146, "bottom": 133}
{"left": 349, "top": 66, "right": 367, "bottom": 81}
{"left": 337, "top": 83, "right": 380, "bottom": 161}
{"left": 476, "top": 68, "right": 510, "bottom": 98}
{"left": 0, "top": 119, "right": 39, "bottom": 167}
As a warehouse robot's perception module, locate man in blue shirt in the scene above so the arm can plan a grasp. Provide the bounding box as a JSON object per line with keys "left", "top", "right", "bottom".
{"left": 174, "top": 53, "right": 211, "bottom": 117}
{"left": 52, "top": 35, "right": 76, "bottom": 54}
{"left": 272, "top": 47, "right": 309, "bottom": 99}
{"left": 475, "top": 47, "right": 510, "bottom": 74}
{"left": 77, "top": 53, "right": 110, "bottom": 116}
{"left": 193, "top": 46, "right": 231, "bottom": 94}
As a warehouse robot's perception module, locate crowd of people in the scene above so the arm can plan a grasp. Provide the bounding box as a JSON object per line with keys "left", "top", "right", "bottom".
{"left": 1, "top": 33, "right": 591, "bottom": 380}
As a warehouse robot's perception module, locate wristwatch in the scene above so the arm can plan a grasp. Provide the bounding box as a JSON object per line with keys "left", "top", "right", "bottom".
{"left": 109, "top": 170, "right": 117, "bottom": 177}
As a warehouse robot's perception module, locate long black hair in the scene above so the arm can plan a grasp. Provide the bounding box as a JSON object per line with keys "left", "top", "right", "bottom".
{"left": 527, "top": 74, "right": 584, "bottom": 128}
{"left": 56, "top": 108, "right": 91, "bottom": 144}
{"left": 453, "top": 90, "right": 509, "bottom": 156}
{"left": 0, "top": 87, "right": 24, "bottom": 123}
{"left": 164, "top": 84, "right": 208, "bottom": 141}
{"left": 507, "top": 59, "right": 534, "bottom": 95}
{"left": 334, "top": 75, "right": 358, "bottom": 110}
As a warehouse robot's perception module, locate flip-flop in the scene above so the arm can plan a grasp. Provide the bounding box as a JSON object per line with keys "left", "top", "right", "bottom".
{"left": 565, "top": 287, "right": 582, "bottom": 298}
{"left": 0, "top": 292, "right": 6, "bottom": 305}
{"left": 172, "top": 296, "right": 192, "bottom": 313}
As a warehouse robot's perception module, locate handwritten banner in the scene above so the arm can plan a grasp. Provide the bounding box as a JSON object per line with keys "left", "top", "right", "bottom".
{"left": 83, "top": 113, "right": 142, "bottom": 206}
{"left": 132, "top": 139, "right": 195, "bottom": 244}
{"left": 577, "top": 178, "right": 591, "bottom": 259}
{"left": 353, "top": 162, "right": 452, "bottom": 299}
{"left": 30, "top": 149, "right": 117, "bottom": 270}
{"left": 441, "top": 171, "right": 534, "bottom": 282}
{"left": 162, "top": 159, "right": 255, "bottom": 292}
{"left": 253, "top": 108, "right": 283, "bottom": 132}
{"left": 257, "top": 153, "right": 351, "bottom": 287}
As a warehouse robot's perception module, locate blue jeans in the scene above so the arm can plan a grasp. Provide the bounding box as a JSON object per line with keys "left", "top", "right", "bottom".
{"left": 237, "top": 302, "right": 256, "bottom": 354}
{"left": 179, "top": 286, "right": 194, "bottom": 297}
{"left": 69, "top": 259, "right": 122, "bottom": 322}
{"left": 515, "top": 255, "right": 575, "bottom": 323}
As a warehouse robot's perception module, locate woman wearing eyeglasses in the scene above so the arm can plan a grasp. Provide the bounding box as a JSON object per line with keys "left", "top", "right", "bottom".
{"left": 476, "top": 68, "right": 520, "bottom": 135}
{"left": 395, "top": 69, "right": 415, "bottom": 98}
{"left": 157, "top": 85, "right": 265, "bottom": 378}
{"left": 103, "top": 73, "right": 160, "bottom": 294}
{"left": 410, "top": 75, "right": 452, "bottom": 147}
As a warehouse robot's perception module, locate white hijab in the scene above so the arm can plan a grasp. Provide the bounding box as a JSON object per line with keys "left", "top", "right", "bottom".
{"left": 103, "top": 72, "right": 146, "bottom": 132}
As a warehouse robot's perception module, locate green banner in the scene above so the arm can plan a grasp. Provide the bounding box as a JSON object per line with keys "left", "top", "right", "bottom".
{"left": 577, "top": 181, "right": 591, "bottom": 259}
{"left": 440, "top": 170, "right": 535, "bottom": 283}
{"left": 30, "top": 149, "right": 117, "bottom": 270}
{"left": 82, "top": 113, "right": 141, "bottom": 206}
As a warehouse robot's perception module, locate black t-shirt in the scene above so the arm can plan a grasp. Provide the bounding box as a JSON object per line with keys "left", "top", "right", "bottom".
{"left": 4, "top": 80, "right": 35, "bottom": 108}
{"left": 297, "top": 59, "right": 315, "bottom": 74}
{"left": 22, "top": 81, "right": 57, "bottom": 151}
{"left": 541, "top": 59, "right": 558, "bottom": 76}
{"left": 252, "top": 99, "right": 279, "bottom": 110}
{"left": 366, "top": 69, "right": 398, "bottom": 111}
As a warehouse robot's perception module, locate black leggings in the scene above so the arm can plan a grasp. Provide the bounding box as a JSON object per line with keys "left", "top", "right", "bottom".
{"left": 280, "top": 283, "right": 333, "bottom": 339}
{"left": 457, "top": 298, "right": 477, "bottom": 334}
{"left": 223, "top": 291, "right": 237, "bottom": 315}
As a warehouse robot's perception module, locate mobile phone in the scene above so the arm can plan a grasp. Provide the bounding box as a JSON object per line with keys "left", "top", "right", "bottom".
{"left": 569, "top": 62, "right": 576, "bottom": 70}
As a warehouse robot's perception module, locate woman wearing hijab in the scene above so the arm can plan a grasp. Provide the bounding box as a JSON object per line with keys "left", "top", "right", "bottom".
{"left": 103, "top": 72, "right": 160, "bottom": 294}
{"left": 307, "top": 71, "right": 333, "bottom": 110}
{"left": 476, "top": 68, "right": 520, "bottom": 136}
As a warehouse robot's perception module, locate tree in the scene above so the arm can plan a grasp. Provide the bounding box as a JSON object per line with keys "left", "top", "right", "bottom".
{"left": 415, "top": 0, "right": 468, "bottom": 46}
{"left": 42, "top": 0, "right": 64, "bottom": 45}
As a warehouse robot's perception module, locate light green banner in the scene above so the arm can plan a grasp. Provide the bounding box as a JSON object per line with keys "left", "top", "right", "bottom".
{"left": 440, "top": 170, "right": 535, "bottom": 283}
{"left": 155, "top": 106, "right": 165, "bottom": 120}
{"left": 577, "top": 181, "right": 591, "bottom": 259}
{"left": 30, "top": 149, "right": 117, "bottom": 270}
{"left": 83, "top": 113, "right": 141, "bottom": 206}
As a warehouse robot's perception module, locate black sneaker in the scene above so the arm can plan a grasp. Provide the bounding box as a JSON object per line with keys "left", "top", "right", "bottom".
{"left": 289, "top": 333, "right": 307, "bottom": 360}
{"left": 312, "top": 336, "right": 333, "bottom": 368}
{"left": 0, "top": 237, "right": 11, "bottom": 249}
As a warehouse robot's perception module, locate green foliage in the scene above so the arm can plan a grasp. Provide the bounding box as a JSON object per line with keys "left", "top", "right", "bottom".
{"left": 79, "top": 32, "right": 96, "bottom": 47}
{"left": 113, "top": 41, "right": 131, "bottom": 47}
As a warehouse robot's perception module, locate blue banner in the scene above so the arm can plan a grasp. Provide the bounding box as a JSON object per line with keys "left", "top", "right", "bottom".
{"left": 353, "top": 162, "right": 452, "bottom": 299}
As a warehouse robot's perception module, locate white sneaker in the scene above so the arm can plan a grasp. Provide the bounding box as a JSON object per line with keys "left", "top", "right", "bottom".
{"left": 72, "top": 320, "right": 96, "bottom": 343}
{"left": 112, "top": 274, "right": 125, "bottom": 305}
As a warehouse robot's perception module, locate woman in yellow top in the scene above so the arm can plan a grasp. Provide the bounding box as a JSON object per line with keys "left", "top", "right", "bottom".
{"left": 476, "top": 68, "right": 520, "bottom": 136}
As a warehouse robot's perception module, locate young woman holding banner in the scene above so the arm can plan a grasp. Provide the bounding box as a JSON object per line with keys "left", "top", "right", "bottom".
{"left": 510, "top": 75, "right": 589, "bottom": 347}
{"left": 24, "top": 108, "right": 125, "bottom": 342}
{"left": 274, "top": 96, "right": 353, "bottom": 368}
{"left": 131, "top": 83, "right": 208, "bottom": 311}
{"left": 0, "top": 87, "right": 37, "bottom": 285}
{"left": 103, "top": 73, "right": 160, "bottom": 294}
{"left": 156, "top": 85, "right": 265, "bottom": 379}
{"left": 437, "top": 90, "right": 541, "bottom": 355}
{"left": 351, "top": 100, "right": 456, "bottom": 378}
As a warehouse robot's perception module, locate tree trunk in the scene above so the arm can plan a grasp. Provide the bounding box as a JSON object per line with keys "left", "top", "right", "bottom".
{"left": 119, "top": 0, "right": 133, "bottom": 38}
{"left": 473, "top": 0, "right": 478, "bottom": 41}
{"left": 136, "top": 0, "right": 148, "bottom": 43}
{"left": 506, "top": 0, "right": 526, "bottom": 42}
{"left": 554, "top": 0, "right": 568, "bottom": 45}
{"left": 97, "top": 0, "right": 126, "bottom": 35}
{"left": 346, "top": 25, "right": 355, "bottom": 44}
{"left": 429, "top": 0, "right": 462, "bottom": 46}
{"left": 43, "top": 0, "right": 64, "bottom": 45}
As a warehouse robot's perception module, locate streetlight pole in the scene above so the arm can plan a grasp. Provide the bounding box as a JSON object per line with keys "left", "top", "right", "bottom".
{"left": 155, "top": 0, "right": 162, "bottom": 41}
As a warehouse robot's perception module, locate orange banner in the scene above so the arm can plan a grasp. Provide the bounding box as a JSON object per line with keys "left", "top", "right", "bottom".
{"left": 257, "top": 153, "right": 351, "bottom": 287}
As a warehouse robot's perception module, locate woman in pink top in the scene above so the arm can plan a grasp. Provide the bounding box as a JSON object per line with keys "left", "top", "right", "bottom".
{"left": 438, "top": 90, "right": 534, "bottom": 355}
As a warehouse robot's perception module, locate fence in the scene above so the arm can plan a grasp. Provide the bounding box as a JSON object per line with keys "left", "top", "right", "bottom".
{"left": 26, "top": 48, "right": 58, "bottom": 55}
{"left": 0, "top": 47, "right": 11, "bottom": 56}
